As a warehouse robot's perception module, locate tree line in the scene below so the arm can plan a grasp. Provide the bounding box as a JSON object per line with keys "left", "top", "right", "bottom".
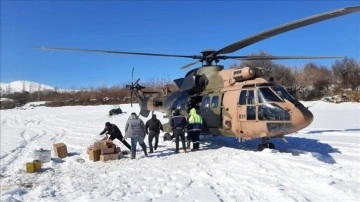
{"left": 231, "top": 52, "right": 360, "bottom": 101}
{"left": 0, "top": 77, "right": 173, "bottom": 109}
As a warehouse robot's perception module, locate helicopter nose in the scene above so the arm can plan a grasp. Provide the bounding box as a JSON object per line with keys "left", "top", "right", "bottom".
{"left": 291, "top": 105, "right": 314, "bottom": 131}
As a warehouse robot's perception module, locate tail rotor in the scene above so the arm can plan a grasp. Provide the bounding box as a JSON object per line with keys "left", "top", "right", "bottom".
{"left": 126, "top": 67, "right": 145, "bottom": 107}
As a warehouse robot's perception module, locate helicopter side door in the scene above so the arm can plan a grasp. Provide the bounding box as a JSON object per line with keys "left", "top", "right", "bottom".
{"left": 200, "top": 93, "right": 223, "bottom": 130}
{"left": 237, "top": 88, "right": 256, "bottom": 138}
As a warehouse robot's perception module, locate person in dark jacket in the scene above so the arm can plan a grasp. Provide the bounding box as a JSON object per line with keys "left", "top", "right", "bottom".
{"left": 187, "top": 108, "right": 202, "bottom": 151}
{"left": 124, "top": 112, "right": 148, "bottom": 159}
{"left": 170, "top": 109, "right": 187, "bottom": 153}
{"left": 99, "top": 122, "right": 131, "bottom": 150}
{"left": 145, "top": 114, "right": 164, "bottom": 153}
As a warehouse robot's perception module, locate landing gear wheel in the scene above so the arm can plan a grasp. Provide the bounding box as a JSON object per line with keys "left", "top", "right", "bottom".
{"left": 268, "top": 142, "right": 275, "bottom": 149}
{"left": 257, "top": 144, "right": 266, "bottom": 151}
{"left": 257, "top": 142, "right": 276, "bottom": 151}
{"left": 163, "top": 133, "right": 172, "bottom": 141}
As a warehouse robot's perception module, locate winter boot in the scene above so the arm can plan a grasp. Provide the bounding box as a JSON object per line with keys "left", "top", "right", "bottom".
{"left": 131, "top": 150, "right": 136, "bottom": 159}
{"left": 141, "top": 143, "right": 148, "bottom": 157}
{"left": 149, "top": 144, "right": 154, "bottom": 153}
{"left": 183, "top": 146, "right": 187, "bottom": 153}
{"left": 182, "top": 139, "right": 187, "bottom": 153}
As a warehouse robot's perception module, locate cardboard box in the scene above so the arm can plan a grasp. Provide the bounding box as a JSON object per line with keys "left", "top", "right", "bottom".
{"left": 53, "top": 143, "right": 68, "bottom": 158}
{"left": 101, "top": 147, "right": 116, "bottom": 155}
{"left": 107, "top": 142, "right": 116, "bottom": 149}
{"left": 93, "top": 140, "right": 107, "bottom": 151}
{"left": 100, "top": 154, "right": 119, "bottom": 161}
{"left": 88, "top": 148, "right": 101, "bottom": 162}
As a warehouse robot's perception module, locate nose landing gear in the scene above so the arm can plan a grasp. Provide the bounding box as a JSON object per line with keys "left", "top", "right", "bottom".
{"left": 258, "top": 137, "right": 276, "bottom": 151}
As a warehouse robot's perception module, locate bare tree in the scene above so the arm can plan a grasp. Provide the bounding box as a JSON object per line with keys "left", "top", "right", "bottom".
{"left": 239, "top": 51, "right": 275, "bottom": 75}
{"left": 268, "top": 64, "right": 295, "bottom": 87}
{"left": 332, "top": 57, "right": 360, "bottom": 90}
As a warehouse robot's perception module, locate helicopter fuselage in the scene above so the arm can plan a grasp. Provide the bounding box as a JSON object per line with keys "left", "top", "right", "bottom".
{"left": 138, "top": 65, "right": 313, "bottom": 140}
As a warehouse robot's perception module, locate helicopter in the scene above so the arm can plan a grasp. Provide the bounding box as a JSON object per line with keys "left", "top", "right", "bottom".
{"left": 36, "top": 6, "right": 360, "bottom": 150}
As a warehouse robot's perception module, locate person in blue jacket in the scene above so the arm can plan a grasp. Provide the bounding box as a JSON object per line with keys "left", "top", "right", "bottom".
{"left": 170, "top": 109, "right": 187, "bottom": 153}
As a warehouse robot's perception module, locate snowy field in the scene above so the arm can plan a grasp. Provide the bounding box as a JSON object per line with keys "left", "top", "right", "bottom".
{"left": 1, "top": 101, "right": 359, "bottom": 202}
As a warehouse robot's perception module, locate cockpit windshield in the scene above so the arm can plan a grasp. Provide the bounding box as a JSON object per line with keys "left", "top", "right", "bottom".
{"left": 258, "top": 87, "right": 282, "bottom": 103}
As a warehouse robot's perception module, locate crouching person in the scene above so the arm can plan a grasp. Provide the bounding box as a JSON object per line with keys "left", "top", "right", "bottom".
{"left": 99, "top": 122, "right": 131, "bottom": 150}
{"left": 170, "top": 109, "right": 187, "bottom": 153}
{"left": 123, "top": 112, "right": 148, "bottom": 159}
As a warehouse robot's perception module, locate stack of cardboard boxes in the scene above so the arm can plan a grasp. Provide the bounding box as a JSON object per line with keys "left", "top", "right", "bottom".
{"left": 87, "top": 140, "right": 121, "bottom": 162}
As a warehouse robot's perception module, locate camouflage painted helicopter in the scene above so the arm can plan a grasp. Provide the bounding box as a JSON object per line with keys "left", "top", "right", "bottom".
{"left": 37, "top": 6, "right": 360, "bottom": 150}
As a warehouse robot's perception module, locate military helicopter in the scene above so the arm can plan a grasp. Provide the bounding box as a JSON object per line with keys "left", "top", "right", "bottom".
{"left": 36, "top": 6, "right": 360, "bottom": 150}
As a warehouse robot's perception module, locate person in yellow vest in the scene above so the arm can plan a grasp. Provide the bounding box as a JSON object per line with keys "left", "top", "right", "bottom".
{"left": 187, "top": 108, "right": 202, "bottom": 151}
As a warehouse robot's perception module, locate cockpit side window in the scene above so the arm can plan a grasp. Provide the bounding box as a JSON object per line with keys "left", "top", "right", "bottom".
{"left": 239, "top": 90, "right": 247, "bottom": 105}
{"left": 239, "top": 90, "right": 256, "bottom": 105}
{"left": 247, "top": 90, "right": 255, "bottom": 105}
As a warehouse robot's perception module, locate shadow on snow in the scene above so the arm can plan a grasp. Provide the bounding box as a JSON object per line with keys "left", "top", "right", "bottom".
{"left": 305, "top": 128, "right": 360, "bottom": 134}
{"left": 199, "top": 135, "right": 341, "bottom": 164}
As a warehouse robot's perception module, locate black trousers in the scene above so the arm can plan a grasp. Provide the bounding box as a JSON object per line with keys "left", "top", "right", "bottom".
{"left": 173, "top": 129, "right": 186, "bottom": 151}
{"left": 114, "top": 134, "right": 131, "bottom": 150}
{"left": 148, "top": 130, "right": 159, "bottom": 152}
{"left": 188, "top": 130, "right": 201, "bottom": 149}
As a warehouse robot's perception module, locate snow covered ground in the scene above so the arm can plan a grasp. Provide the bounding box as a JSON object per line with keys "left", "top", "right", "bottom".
{"left": 1, "top": 101, "right": 359, "bottom": 202}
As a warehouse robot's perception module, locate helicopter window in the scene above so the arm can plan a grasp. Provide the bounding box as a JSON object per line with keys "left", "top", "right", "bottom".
{"left": 176, "top": 99, "right": 183, "bottom": 109}
{"left": 267, "top": 123, "right": 292, "bottom": 133}
{"left": 258, "top": 103, "right": 290, "bottom": 121}
{"left": 258, "top": 87, "right": 282, "bottom": 103}
{"left": 202, "top": 96, "right": 210, "bottom": 108}
{"left": 247, "top": 106, "right": 256, "bottom": 120}
{"left": 247, "top": 90, "right": 255, "bottom": 105}
{"left": 239, "top": 91, "right": 247, "bottom": 105}
{"left": 211, "top": 96, "right": 219, "bottom": 108}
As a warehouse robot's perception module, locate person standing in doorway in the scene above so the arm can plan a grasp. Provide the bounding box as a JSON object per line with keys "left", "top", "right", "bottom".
{"left": 145, "top": 114, "right": 163, "bottom": 153}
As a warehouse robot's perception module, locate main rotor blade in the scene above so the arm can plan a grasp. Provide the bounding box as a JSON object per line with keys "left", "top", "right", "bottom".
{"left": 35, "top": 46, "right": 200, "bottom": 59}
{"left": 223, "top": 55, "right": 345, "bottom": 60}
{"left": 180, "top": 61, "right": 201, "bottom": 69}
{"left": 216, "top": 6, "right": 360, "bottom": 55}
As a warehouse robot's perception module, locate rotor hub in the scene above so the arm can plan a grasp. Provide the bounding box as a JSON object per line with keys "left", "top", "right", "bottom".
{"left": 201, "top": 50, "right": 218, "bottom": 65}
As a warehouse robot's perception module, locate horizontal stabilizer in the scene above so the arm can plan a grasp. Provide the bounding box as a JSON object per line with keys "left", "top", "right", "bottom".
{"left": 139, "top": 110, "right": 150, "bottom": 117}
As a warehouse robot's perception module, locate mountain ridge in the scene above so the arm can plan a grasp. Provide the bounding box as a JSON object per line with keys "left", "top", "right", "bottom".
{"left": 0, "top": 80, "right": 55, "bottom": 95}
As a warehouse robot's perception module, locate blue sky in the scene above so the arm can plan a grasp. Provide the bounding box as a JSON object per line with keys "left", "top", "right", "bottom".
{"left": 1, "top": 1, "right": 359, "bottom": 89}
